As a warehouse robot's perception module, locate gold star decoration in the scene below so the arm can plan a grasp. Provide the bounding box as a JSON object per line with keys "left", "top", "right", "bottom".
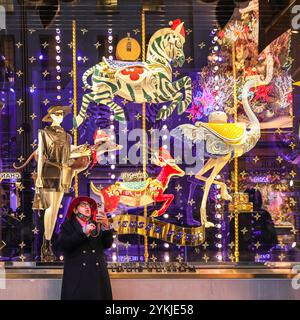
{"left": 18, "top": 155, "right": 25, "bottom": 162}
{"left": 253, "top": 155, "right": 260, "bottom": 163}
{"left": 16, "top": 70, "right": 23, "bottom": 77}
{"left": 276, "top": 128, "right": 282, "bottom": 134}
{"left": 253, "top": 212, "right": 261, "bottom": 221}
{"left": 291, "top": 228, "right": 298, "bottom": 235}
{"left": 19, "top": 213, "right": 26, "bottom": 221}
{"left": 240, "top": 170, "right": 247, "bottom": 178}
{"left": 94, "top": 41, "right": 101, "bottom": 49}
{"left": 176, "top": 254, "right": 183, "bottom": 262}
{"left": 16, "top": 183, "right": 24, "bottom": 191}
{"left": 83, "top": 171, "right": 91, "bottom": 178}
{"left": 186, "top": 28, "right": 192, "bottom": 35}
{"left": 289, "top": 197, "right": 297, "bottom": 206}
{"left": 30, "top": 140, "right": 37, "bottom": 149}
{"left": 68, "top": 71, "right": 73, "bottom": 78}
{"left": 17, "top": 127, "right": 24, "bottom": 135}
{"left": 276, "top": 156, "right": 283, "bottom": 164}
{"left": 188, "top": 198, "right": 195, "bottom": 206}
{"left": 82, "top": 56, "right": 89, "bottom": 63}
{"left": 289, "top": 142, "right": 296, "bottom": 150}
{"left": 124, "top": 255, "right": 130, "bottom": 262}
{"left": 121, "top": 127, "right": 129, "bottom": 134}
{"left": 278, "top": 253, "right": 285, "bottom": 261}
{"left": 290, "top": 170, "right": 297, "bottom": 178}
{"left": 19, "top": 241, "right": 26, "bottom": 249}
{"left": 229, "top": 254, "right": 235, "bottom": 262}
{"left": 175, "top": 184, "right": 182, "bottom": 192}
{"left": 150, "top": 241, "right": 157, "bottom": 249}
{"left": 186, "top": 56, "right": 193, "bottom": 64}
{"left": 135, "top": 113, "right": 141, "bottom": 120}
{"left": 15, "top": 42, "right": 23, "bottom": 49}
{"left": 41, "top": 41, "right": 49, "bottom": 49}
{"left": 123, "top": 241, "right": 131, "bottom": 249}
{"left": 254, "top": 241, "right": 261, "bottom": 249}
{"left": 30, "top": 113, "right": 37, "bottom": 120}
{"left": 135, "top": 141, "right": 142, "bottom": 149}
{"left": 19, "top": 254, "right": 26, "bottom": 262}
{"left": 278, "top": 241, "right": 285, "bottom": 249}
{"left": 32, "top": 227, "right": 39, "bottom": 235}
{"left": 202, "top": 242, "right": 209, "bottom": 250}
{"left": 30, "top": 84, "right": 36, "bottom": 91}
{"left": 28, "top": 28, "right": 36, "bottom": 34}
{"left": 150, "top": 254, "right": 157, "bottom": 262}
{"left": 228, "top": 213, "right": 234, "bottom": 221}
{"left": 187, "top": 113, "right": 193, "bottom": 121}
{"left": 132, "top": 28, "right": 140, "bottom": 35}
{"left": 122, "top": 156, "right": 129, "bottom": 162}
{"left": 241, "top": 227, "right": 248, "bottom": 235}
{"left": 228, "top": 241, "right": 235, "bottom": 249}
{"left": 254, "top": 183, "right": 260, "bottom": 191}
{"left": 29, "top": 56, "right": 36, "bottom": 63}
{"left": 122, "top": 99, "right": 128, "bottom": 106}
{"left": 202, "top": 254, "right": 209, "bottom": 263}
{"left": 175, "top": 213, "right": 183, "bottom": 220}
{"left": 68, "top": 42, "right": 73, "bottom": 49}
{"left": 173, "top": 70, "right": 180, "bottom": 77}
{"left": 198, "top": 42, "right": 206, "bottom": 49}
{"left": 81, "top": 28, "right": 88, "bottom": 35}
{"left": 148, "top": 127, "right": 155, "bottom": 135}
{"left": 43, "top": 98, "right": 50, "bottom": 105}
{"left": 17, "top": 98, "right": 24, "bottom": 106}
{"left": 188, "top": 171, "right": 194, "bottom": 177}
{"left": 42, "top": 70, "right": 50, "bottom": 78}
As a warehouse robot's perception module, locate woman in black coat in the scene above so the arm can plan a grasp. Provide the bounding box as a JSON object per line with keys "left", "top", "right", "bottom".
{"left": 57, "top": 196, "right": 114, "bottom": 300}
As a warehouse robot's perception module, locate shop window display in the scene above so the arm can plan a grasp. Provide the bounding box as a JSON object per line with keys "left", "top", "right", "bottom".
{"left": 0, "top": 0, "right": 299, "bottom": 273}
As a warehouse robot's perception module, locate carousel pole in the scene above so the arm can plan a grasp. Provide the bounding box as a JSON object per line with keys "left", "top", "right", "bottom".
{"left": 141, "top": 9, "right": 149, "bottom": 263}
{"left": 72, "top": 20, "right": 79, "bottom": 198}
{"left": 232, "top": 42, "right": 239, "bottom": 263}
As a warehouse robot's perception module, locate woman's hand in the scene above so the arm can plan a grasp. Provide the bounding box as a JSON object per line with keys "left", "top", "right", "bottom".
{"left": 96, "top": 211, "right": 110, "bottom": 230}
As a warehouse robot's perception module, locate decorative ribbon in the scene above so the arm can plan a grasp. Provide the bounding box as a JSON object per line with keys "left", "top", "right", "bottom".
{"left": 111, "top": 214, "right": 205, "bottom": 246}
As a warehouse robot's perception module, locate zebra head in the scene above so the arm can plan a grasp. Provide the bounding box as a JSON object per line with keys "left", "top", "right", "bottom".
{"left": 147, "top": 19, "right": 186, "bottom": 68}
{"left": 165, "top": 19, "right": 186, "bottom": 67}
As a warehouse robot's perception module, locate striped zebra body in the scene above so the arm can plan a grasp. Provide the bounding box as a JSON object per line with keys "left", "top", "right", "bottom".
{"left": 74, "top": 24, "right": 192, "bottom": 128}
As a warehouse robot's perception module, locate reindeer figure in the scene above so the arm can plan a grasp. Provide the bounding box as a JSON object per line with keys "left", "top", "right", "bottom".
{"left": 91, "top": 148, "right": 185, "bottom": 217}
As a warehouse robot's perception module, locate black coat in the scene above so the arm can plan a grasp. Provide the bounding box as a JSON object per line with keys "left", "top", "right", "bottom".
{"left": 57, "top": 215, "right": 114, "bottom": 300}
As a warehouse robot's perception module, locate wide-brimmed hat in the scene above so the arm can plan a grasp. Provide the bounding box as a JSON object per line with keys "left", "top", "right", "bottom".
{"left": 42, "top": 105, "right": 72, "bottom": 122}
{"left": 66, "top": 196, "right": 97, "bottom": 220}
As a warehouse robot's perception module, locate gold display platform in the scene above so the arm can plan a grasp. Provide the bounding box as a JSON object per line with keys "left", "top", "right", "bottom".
{"left": 2, "top": 265, "right": 295, "bottom": 279}
{"left": 0, "top": 263, "right": 299, "bottom": 300}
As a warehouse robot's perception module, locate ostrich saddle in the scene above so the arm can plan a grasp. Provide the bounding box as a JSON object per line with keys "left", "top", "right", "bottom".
{"left": 199, "top": 122, "right": 247, "bottom": 145}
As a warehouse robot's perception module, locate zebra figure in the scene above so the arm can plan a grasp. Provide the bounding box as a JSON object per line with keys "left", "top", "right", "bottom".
{"left": 74, "top": 19, "right": 192, "bottom": 128}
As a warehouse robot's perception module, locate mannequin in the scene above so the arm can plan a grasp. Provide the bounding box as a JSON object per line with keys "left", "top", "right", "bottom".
{"left": 34, "top": 105, "right": 72, "bottom": 262}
